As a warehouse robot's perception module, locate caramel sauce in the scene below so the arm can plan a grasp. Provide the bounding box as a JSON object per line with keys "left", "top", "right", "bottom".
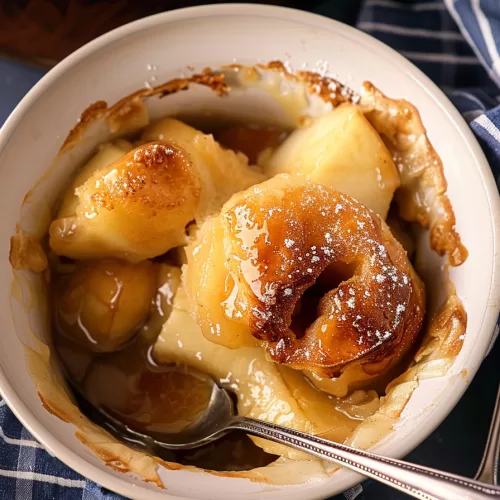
{"left": 52, "top": 258, "right": 209, "bottom": 430}
{"left": 215, "top": 125, "right": 287, "bottom": 164}
{"left": 54, "top": 311, "right": 278, "bottom": 471}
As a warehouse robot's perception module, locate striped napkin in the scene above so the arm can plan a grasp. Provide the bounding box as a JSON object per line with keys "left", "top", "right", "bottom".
{"left": 0, "top": 1, "right": 498, "bottom": 499}
{"left": 356, "top": 0, "right": 500, "bottom": 177}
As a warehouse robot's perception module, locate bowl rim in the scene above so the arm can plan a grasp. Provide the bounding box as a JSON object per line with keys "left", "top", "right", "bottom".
{"left": 0, "top": 4, "right": 499, "bottom": 500}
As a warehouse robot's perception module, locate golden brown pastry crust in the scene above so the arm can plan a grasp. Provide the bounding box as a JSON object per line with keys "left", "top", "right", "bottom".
{"left": 223, "top": 61, "right": 358, "bottom": 108}
{"left": 186, "top": 175, "right": 425, "bottom": 378}
{"left": 360, "top": 82, "right": 468, "bottom": 266}
{"left": 9, "top": 231, "right": 48, "bottom": 273}
{"left": 61, "top": 69, "right": 229, "bottom": 153}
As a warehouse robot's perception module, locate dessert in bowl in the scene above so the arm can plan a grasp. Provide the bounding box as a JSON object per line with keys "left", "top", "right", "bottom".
{"left": 1, "top": 5, "right": 499, "bottom": 500}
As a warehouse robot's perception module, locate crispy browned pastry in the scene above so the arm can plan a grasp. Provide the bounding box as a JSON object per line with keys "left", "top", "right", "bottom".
{"left": 9, "top": 231, "right": 48, "bottom": 273}
{"left": 360, "top": 82, "right": 468, "bottom": 266}
{"left": 185, "top": 174, "right": 425, "bottom": 379}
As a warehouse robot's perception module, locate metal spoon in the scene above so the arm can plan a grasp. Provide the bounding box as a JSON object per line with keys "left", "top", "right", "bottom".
{"left": 475, "top": 384, "right": 500, "bottom": 485}
{"left": 75, "top": 374, "right": 500, "bottom": 500}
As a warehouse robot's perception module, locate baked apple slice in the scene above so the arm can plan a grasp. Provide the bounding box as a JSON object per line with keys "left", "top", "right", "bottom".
{"left": 265, "top": 104, "right": 400, "bottom": 219}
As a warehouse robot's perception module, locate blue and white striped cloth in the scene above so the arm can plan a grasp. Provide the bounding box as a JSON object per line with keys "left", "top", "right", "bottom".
{"left": 0, "top": 1, "right": 499, "bottom": 498}
{"left": 356, "top": 0, "right": 500, "bottom": 175}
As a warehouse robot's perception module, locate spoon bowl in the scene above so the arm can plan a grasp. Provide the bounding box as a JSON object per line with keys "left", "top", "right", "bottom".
{"left": 66, "top": 367, "right": 237, "bottom": 450}
{"left": 148, "top": 380, "right": 236, "bottom": 450}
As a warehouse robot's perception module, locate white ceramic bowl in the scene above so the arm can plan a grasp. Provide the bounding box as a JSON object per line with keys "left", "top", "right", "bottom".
{"left": 1, "top": 5, "right": 499, "bottom": 500}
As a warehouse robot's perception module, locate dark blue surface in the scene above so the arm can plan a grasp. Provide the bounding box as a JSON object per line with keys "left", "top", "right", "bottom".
{"left": 0, "top": 59, "right": 46, "bottom": 127}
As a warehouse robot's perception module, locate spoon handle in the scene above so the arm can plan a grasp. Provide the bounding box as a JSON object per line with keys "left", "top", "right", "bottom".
{"left": 475, "top": 384, "right": 500, "bottom": 484}
{"left": 230, "top": 417, "right": 500, "bottom": 500}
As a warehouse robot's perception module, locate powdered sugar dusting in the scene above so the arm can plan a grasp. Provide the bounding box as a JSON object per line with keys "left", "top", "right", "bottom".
{"left": 224, "top": 179, "right": 417, "bottom": 371}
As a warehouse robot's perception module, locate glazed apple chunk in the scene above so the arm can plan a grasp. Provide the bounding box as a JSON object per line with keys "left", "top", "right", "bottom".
{"left": 140, "top": 118, "right": 266, "bottom": 206}
{"left": 56, "top": 141, "right": 133, "bottom": 218}
{"left": 49, "top": 119, "right": 265, "bottom": 262}
{"left": 54, "top": 260, "right": 157, "bottom": 352}
{"left": 49, "top": 141, "right": 204, "bottom": 262}
{"left": 265, "top": 103, "right": 400, "bottom": 219}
